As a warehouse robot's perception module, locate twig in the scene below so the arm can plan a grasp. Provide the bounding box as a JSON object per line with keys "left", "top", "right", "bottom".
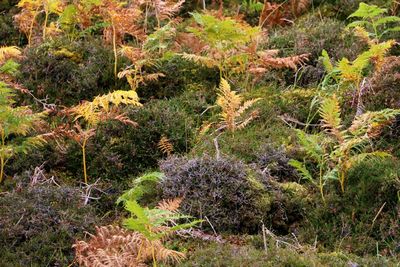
{"left": 371, "top": 202, "right": 386, "bottom": 229}
{"left": 204, "top": 216, "right": 218, "bottom": 236}
{"left": 278, "top": 114, "right": 320, "bottom": 127}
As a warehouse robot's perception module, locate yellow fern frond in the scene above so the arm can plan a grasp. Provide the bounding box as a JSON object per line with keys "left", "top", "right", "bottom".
{"left": 216, "top": 78, "right": 261, "bottom": 132}
{"left": 319, "top": 95, "right": 344, "bottom": 142}
{"left": 73, "top": 90, "right": 142, "bottom": 126}
{"left": 181, "top": 53, "right": 220, "bottom": 68}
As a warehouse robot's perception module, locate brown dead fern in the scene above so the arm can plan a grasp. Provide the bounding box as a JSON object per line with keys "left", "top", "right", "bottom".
{"left": 74, "top": 197, "right": 187, "bottom": 267}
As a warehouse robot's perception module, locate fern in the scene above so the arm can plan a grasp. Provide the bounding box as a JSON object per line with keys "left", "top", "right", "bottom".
{"left": 290, "top": 95, "right": 400, "bottom": 199}
{"left": 0, "top": 82, "right": 47, "bottom": 183}
{"left": 158, "top": 135, "right": 174, "bottom": 156}
{"left": 216, "top": 78, "right": 261, "bottom": 132}
{"left": 0, "top": 46, "right": 21, "bottom": 64}
{"left": 117, "top": 172, "right": 165, "bottom": 205}
{"left": 319, "top": 95, "right": 344, "bottom": 142}
{"left": 66, "top": 90, "right": 141, "bottom": 183}
{"left": 347, "top": 2, "right": 400, "bottom": 40}
{"left": 73, "top": 225, "right": 185, "bottom": 267}
{"left": 73, "top": 90, "right": 142, "bottom": 126}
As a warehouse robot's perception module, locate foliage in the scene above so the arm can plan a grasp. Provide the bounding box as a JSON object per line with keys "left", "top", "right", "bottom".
{"left": 159, "top": 155, "right": 272, "bottom": 233}
{"left": 298, "top": 157, "right": 400, "bottom": 256}
{"left": 258, "top": 0, "right": 310, "bottom": 28}
{"left": 347, "top": 2, "right": 400, "bottom": 41}
{"left": 0, "top": 81, "right": 47, "bottom": 183}
{"left": 117, "top": 172, "right": 165, "bottom": 205}
{"left": 113, "top": 180, "right": 201, "bottom": 266}
{"left": 214, "top": 78, "right": 260, "bottom": 132}
{"left": 74, "top": 221, "right": 187, "bottom": 267}
{"left": 177, "top": 241, "right": 399, "bottom": 267}
{"left": 289, "top": 95, "right": 400, "bottom": 200}
{"left": 14, "top": 0, "right": 66, "bottom": 46}
{"left": 256, "top": 144, "right": 298, "bottom": 182}
{"left": 182, "top": 12, "right": 309, "bottom": 83}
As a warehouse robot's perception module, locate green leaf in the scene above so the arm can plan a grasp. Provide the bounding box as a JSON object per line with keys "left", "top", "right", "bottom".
{"left": 374, "top": 16, "right": 400, "bottom": 26}
{"left": 289, "top": 159, "right": 313, "bottom": 182}
{"left": 0, "top": 59, "right": 20, "bottom": 75}
{"left": 346, "top": 20, "right": 370, "bottom": 28}
{"left": 124, "top": 200, "right": 150, "bottom": 223}
{"left": 348, "top": 3, "right": 387, "bottom": 19}
{"left": 320, "top": 49, "right": 334, "bottom": 73}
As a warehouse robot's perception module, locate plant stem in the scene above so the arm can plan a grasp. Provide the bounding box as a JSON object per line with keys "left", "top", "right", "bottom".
{"left": 152, "top": 242, "right": 157, "bottom": 267}
{"left": 43, "top": 9, "right": 49, "bottom": 40}
{"left": 28, "top": 6, "right": 40, "bottom": 47}
{"left": 0, "top": 131, "right": 5, "bottom": 183}
{"left": 112, "top": 19, "right": 118, "bottom": 77}
{"left": 319, "top": 164, "right": 326, "bottom": 204}
{"left": 82, "top": 139, "right": 88, "bottom": 184}
{"left": 0, "top": 156, "right": 4, "bottom": 184}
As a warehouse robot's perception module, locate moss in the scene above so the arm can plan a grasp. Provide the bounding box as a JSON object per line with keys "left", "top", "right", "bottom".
{"left": 174, "top": 240, "right": 399, "bottom": 267}
{"left": 297, "top": 157, "right": 400, "bottom": 256}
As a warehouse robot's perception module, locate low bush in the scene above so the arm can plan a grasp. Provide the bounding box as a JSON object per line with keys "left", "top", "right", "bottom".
{"left": 0, "top": 176, "right": 100, "bottom": 266}
{"left": 0, "top": 2, "right": 21, "bottom": 46}
{"left": 256, "top": 144, "right": 298, "bottom": 182}
{"left": 159, "top": 155, "right": 273, "bottom": 233}
{"left": 62, "top": 98, "right": 196, "bottom": 180}
{"left": 137, "top": 55, "right": 219, "bottom": 101}
{"left": 18, "top": 37, "right": 126, "bottom": 106}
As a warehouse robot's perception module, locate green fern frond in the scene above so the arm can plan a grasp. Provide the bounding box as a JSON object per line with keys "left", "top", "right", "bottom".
{"left": 320, "top": 49, "right": 334, "bottom": 73}
{"left": 288, "top": 159, "right": 314, "bottom": 183}
{"left": 295, "top": 129, "right": 324, "bottom": 161}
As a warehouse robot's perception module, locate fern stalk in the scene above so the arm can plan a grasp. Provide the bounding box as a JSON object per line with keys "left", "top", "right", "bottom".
{"left": 81, "top": 137, "right": 89, "bottom": 184}
{"left": 0, "top": 130, "right": 7, "bottom": 183}
{"left": 42, "top": 7, "right": 49, "bottom": 40}
{"left": 319, "top": 163, "right": 326, "bottom": 203}
{"left": 112, "top": 18, "right": 118, "bottom": 77}
{"left": 28, "top": 6, "right": 40, "bottom": 47}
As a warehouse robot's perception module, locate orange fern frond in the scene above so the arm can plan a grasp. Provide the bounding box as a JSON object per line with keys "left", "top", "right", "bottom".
{"left": 158, "top": 135, "right": 174, "bottom": 156}
{"left": 73, "top": 225, "right": 185, "bottom": 267}
{"left": 157, "top": 197, "right": 183, "bottom": 211}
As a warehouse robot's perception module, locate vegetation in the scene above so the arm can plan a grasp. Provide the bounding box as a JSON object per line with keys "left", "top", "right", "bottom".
{"left": 1, "top": 0, "right": 400, "bottom": 266}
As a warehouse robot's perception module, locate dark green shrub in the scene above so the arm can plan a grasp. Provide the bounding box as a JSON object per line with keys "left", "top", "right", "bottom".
{"left": 137, "top": 55, "right": 219, "bottom": 101}
{"left": 18, "top": 37, "right": 127, "bottom": 106}
{"left": 0, "top": 177, "right": 100, "bottom": 266}
{"left": 159, "top": 155, "right": 273, "bottom": 233}
{"left": 0, "top": 1, "right": 22, "bottom": 46}
{"left": 63, "top": 98, "right": 196, "bottom": 180}
{"left": 256, "top": 144, "right": 298, "bottom": 182}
